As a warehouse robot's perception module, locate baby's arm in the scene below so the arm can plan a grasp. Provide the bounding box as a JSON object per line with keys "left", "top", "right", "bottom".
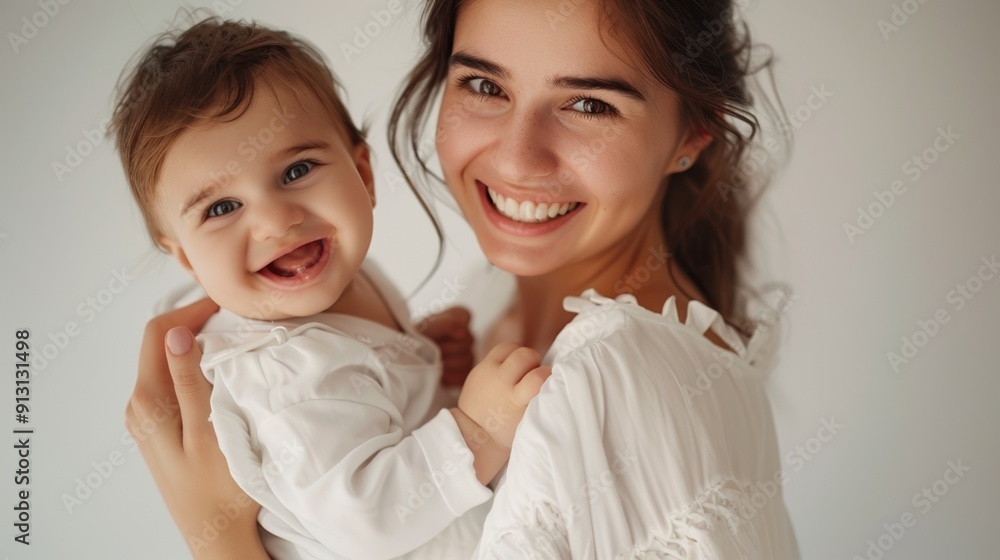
{"left": 450, "top": 342, "right": 552, "bottom": 485}
{"left": 251, "top": 349, "right": 493, "bottom": 560}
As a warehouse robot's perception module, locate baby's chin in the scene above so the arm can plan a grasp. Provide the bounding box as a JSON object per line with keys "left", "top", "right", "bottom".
{"left": 213, "top": 294, "right": 335, "bottom": 322}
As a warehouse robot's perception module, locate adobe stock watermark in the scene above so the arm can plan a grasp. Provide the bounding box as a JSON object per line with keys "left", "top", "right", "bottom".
{"left": 778, "top": 84, "right": 834, "bottom": 137}
{"left": 205, "top": 0, "right": 245, "bottom": 17}
{"left": 31, "top": 268, "right": 136, "bottom": 373}
{"left": 394, "top": 441, "right": 480, "bottom": 524}
{"left": 612, "top": 245, "right": 671, "bottom": 295}
{"left": 887, "top": 253, "right": 998, "bottom": 372}
{"left": 669, "top": 0, "right": 754, "bottom": 68}
{"left": 717, "top": 134, "right": 784, "bottom": 202}
{"left": 339, "top": 0, "right": 414, "bottom": 63}
{"left": 843, "top": 126, "right": 958, "bottom": 244}
{"left": 63, "top": 394, "right": 181, "bottom": 515}
{"left": 176, "top": 103, "right": 296, "bottom": 223}
{"left": 188, "top": 438, "right": 305, "bottom": 553}
{"left": 381, "top": 134, "right": 437, "bottom": 197}
{"left": 683, "top": 290, "right": 799, "bottom": 399}
{"left": 563, "top": 447, "right": 638, "bottom": 517}
{"left": 487, "top": 446, "right": 640, "bottom": 556}
{"left": 877, "top": 0, "right": 930, "bottom": 42}
{"left": 396, "top": 413, "right": 537, "bottom": 524}
{"left": 32, "top": 249, "right": 165, "bottom": 375}
{"left": 434, "top": 90, "right": 629, "bottom": 206}
{"left": 717, "top": 84, "right": 834, "bottom": 202}
{"left": 723, "top": 415, "right": 844, "bottom": 535}
{"left": 51, "top": 118, "right": 111, "bottom": 183}
{"left": 7, "top": 0, "right": 72, "bottom": 55}
{"left": 48, "top": 0, "right": 246, "bottom": 184}
{"left": 507, "top": 119, "right": 627, "bottom": 207}
{"left": 356, "top": 277, "right": 469, "bottom": 387}
{"left": 851, "top": 458, "right": 970, "bottom": 560}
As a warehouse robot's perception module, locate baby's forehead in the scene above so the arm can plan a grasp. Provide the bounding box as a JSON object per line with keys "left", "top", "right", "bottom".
{"left": 152, "top": 85, "right": 351, "bottom": 206}
{"left": 198, "top": 79, "right": 348, "bottom": 135}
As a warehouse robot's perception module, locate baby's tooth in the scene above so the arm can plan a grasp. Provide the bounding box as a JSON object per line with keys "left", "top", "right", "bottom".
{"left": 559, "top": 203, "right": 569, "bottom": 215}
{"left": 548, "top": 203, "right": 560, "bottom": 218}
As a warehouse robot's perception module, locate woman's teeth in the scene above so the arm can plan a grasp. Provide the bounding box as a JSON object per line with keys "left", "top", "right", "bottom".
{"left": 487, "top": 187, "right": 579, "bottom": 223}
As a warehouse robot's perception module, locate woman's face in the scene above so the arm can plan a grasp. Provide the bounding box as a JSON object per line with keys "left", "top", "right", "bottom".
{"left": 437, "top": 0, "right": 704, "bottom": 278}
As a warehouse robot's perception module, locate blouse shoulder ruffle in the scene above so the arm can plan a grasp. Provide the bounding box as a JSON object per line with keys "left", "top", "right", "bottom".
{"left": 558, "top": 287, "right": 794, "bottom": 376}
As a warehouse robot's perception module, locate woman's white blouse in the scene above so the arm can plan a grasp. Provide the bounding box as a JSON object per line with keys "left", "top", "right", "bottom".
{"left": 477, "top": 290, "right": 800, "bottom": 559}
{"left": 195, "top": 264, "right": 492, "bottom": 560}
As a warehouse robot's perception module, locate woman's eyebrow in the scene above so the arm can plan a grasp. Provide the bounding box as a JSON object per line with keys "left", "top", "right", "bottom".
{"left": 449, "top": 51, "right": 512, "bottom": 80}
{"left": 550, "top": 76, "right": 646, "bottom": 102}
{"left": 450, "top": 51, "right": 645, "bottom": 103}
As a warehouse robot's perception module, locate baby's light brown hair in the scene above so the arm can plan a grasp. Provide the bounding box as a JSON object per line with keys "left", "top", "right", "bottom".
{"left": 110, "top": 17, "right": 366, "bottom": 247}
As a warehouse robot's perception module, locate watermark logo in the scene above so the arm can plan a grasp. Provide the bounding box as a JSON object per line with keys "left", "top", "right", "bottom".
{"left": 878, "top": 0, "right": 931, "bottom": 41}
{"left": 7, "top": 0, "right": 72, "bottom": 54}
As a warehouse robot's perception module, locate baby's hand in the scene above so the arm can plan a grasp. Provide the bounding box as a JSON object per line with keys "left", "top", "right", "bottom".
{"left": 416, "top": 307, "right": 475, "bottom": 388}
{"left": 457, "top": 342, "right": 552, "bottom": 449}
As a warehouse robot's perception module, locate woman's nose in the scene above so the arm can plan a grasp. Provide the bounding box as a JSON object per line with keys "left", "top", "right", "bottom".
{"left": 489, "top": 109, "right": 559, "bottom": 186}
{"left": 250, "top": 196, "right": 305, "bottom": 242}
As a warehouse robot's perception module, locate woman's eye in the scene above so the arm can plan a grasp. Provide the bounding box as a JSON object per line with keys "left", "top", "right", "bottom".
{"left": 283, "top": 161, "right": 314, "bottom": 183}
{"left": 468, "top": 78, "right": 503, "bottom": 97}
{"left": 571, "top": 98, "right": 610, "bottom": 115}
{"left": 206, "top": 200, "right": 242, "bottom": 218}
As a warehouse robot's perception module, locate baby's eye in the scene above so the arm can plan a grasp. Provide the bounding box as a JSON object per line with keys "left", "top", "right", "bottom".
{"left": 570, "top": 98, "right": 611, "bottom": 115}
{"left": 206, "top": 200, "right": 242, "bottom": 218}
{"left": 283, "top": 161, "right": 314, "bottom": 184}
{"left": 468, "top": 78, "right": 504, "bottom": 97}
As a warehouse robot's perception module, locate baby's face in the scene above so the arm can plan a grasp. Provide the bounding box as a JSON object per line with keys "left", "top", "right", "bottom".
{"left": 154, "top": 85, "right": 374, "bottom": 320}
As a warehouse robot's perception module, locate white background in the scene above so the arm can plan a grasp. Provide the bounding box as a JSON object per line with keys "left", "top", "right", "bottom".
{"left": 1, "top": 0, "right": 998, "bottom": 558}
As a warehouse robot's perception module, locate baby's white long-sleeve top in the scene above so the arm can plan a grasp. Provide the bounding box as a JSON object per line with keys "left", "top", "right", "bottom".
{"left": 476, "top": 290, "right": 800, "bottom": 559}
{"left": 196, "top": 264, "right": 492, "bottom": 560}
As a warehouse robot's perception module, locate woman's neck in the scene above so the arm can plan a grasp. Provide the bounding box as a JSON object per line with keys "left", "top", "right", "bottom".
{"left": 509, "top": 216, "right": 703, "bottom": 355}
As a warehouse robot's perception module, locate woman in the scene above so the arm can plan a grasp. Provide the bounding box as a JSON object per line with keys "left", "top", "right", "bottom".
{"left": 126, "top": 0, "right": 799, "bottom": 557}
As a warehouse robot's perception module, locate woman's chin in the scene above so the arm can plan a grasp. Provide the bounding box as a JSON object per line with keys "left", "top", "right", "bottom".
{"left": 478, "top": 241, "right": 564, "bottom": 278}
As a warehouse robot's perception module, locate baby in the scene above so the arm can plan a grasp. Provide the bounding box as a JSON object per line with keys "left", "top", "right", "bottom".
{"left": 110, "top": 18, "right": 549, "bottom": 560}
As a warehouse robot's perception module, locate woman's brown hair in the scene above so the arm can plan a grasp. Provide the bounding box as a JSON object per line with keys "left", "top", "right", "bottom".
{"left": 389, "top": 0, "right": 784, "bottom": 330}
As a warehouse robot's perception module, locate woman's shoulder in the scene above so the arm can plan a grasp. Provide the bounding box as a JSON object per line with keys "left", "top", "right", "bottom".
{"left": 547, "top": 288, "right": 793, "bottom": 378}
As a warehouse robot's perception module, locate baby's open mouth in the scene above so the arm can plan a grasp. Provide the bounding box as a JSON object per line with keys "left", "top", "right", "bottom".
{"left": 263, "top": 239, "right": 325, "bottom": 278}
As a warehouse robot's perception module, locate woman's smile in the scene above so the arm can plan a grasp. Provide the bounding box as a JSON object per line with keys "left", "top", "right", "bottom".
{"left": 484, "top": 184, "right": 582, "bottom": 223}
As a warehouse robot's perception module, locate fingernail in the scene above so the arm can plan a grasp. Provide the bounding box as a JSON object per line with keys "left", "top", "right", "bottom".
{"left": 166, "top": 327, "right": 192, "bottom": 356}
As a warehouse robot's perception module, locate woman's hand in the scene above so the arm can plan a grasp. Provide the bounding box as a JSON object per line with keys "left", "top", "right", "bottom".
{"left": 125, "top": 298, "right": 269, "bottom": 560}
{"left": 416, "top": 306, "right": 475, "bottom": 387}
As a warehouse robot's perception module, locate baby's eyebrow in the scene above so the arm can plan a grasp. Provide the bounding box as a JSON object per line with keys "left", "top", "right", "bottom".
{"left": 278, "top": 140, "right": 331, "bottom": 160}
{"left": 180, "top": 186, "right": 213, "bottom": 218}
{"left": 178, "top": 141, "right": 334, "bottom": 217}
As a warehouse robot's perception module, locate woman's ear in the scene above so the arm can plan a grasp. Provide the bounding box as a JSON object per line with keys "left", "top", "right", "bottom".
{"left": 157, "top": 235, "right": 197, "bottom": 280}
{"left": 666, "top": 128, "right": 714, "bottom": 174}
{"left": 353, "top": 144, "right": 376, "bottom": 208}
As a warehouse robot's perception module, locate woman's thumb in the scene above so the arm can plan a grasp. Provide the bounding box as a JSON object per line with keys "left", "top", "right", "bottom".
{"left": 164, "top": 327, "right": 213, "bottom": 438}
